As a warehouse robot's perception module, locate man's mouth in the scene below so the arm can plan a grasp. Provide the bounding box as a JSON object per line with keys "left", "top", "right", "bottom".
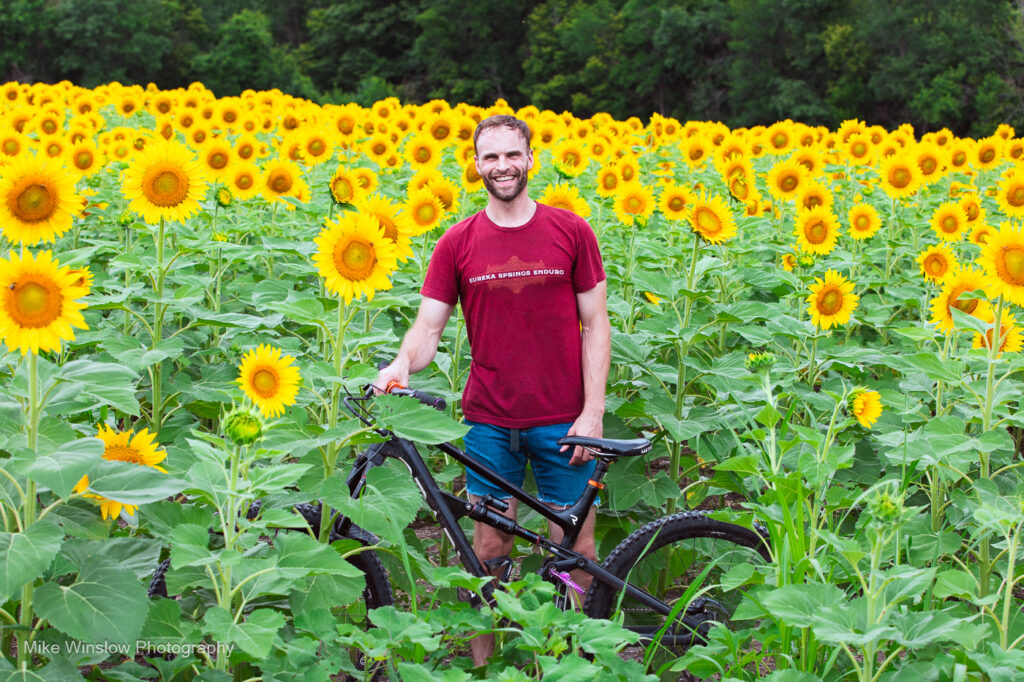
{"left": 492, "top": 174, "right": 516, "bottom": 183}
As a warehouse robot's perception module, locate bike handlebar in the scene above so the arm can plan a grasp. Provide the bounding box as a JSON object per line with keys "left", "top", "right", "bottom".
{"left": 386, "top": 386, "right": 447, "bottom": 411}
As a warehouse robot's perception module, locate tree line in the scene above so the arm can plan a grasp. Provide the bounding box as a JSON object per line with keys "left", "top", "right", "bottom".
{"left": 3, "top": 0, "right": 1023, "bottom": 136}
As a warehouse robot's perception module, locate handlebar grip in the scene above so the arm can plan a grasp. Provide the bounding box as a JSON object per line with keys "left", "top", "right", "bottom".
{"left": 388, "top": 387, "right": 447, "bottom": 411}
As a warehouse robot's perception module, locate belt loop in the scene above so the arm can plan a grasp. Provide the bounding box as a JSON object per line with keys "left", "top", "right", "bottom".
{"left": 510, "top": 428, "right": 520, "bottom": 452}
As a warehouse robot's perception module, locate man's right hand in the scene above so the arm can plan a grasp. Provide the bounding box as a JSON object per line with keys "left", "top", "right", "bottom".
{"left": 374, "top": 359, "right": 410, "bottom": 395}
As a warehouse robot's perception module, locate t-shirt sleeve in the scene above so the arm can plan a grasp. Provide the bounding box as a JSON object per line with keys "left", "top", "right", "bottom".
{"left": 420, "top": 230, "right": 460, "bottom": 304}
{"left": 572, "top": 217, "right": 606, "bottom": 293}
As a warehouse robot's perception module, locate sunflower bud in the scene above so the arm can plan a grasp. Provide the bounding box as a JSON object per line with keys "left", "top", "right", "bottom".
{"left": 223, "top": 406, "right": 264, "bottom": 445}
{"left": 118, "top": 211, "right": 134, "bottom": 226}
{"left": 212, "top": 232, "right": 230, "bottom": 243}
{"left": 215, "top": 187, "right": 232, "bottom": 208}
{"left": 797, "top": 253, "right": 815, "bottom": 268}
{"left": 745, "top": 351, "right": 775, "bottom": 373}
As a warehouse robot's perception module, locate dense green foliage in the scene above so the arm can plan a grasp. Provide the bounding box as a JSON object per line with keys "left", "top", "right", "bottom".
{"left": 4, "top": 0, "right": 1024, "bottom": 134}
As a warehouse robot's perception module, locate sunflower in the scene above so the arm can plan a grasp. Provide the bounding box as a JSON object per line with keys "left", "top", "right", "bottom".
{"left": 63, "top": 138, "right": 103, "bottom": 180}
{"left": 970, "top": 307, "right": 1023, "bottom": 355}
{"left": 970, "top": 222, "right": 995, "bottom": 246}
{"left": 994, "top": 171, "right": 1024, "bottom": 218}
{"left": 916, "top": 243, "right": 958, "bottom": 283}
{"left": 844, "top": 133, "right": 874, "bottom": 166}
{"left": 849, "top": 388, "right": 883, "bottom": 428}
{"left": 235, "top": 344, "right": 302, "bottom": 418}
{"left": 688, "top": 194, "right": 738, "bottom": 244}
{"left": 681, "top": 136, "right": 710, "bottom": 167}
{"left": 613, "top": 181, "right": 656, "bottom": 226}
{"left": 329, "top": 166, "right": 362, "bottom": 205}
{"left": 947, "top": 138, "right": 972, "bottom": 172}
{"left": 806, "top": 270, "right": 858, "bottom": 330}
{"left": 930, "top": 202, "right": 968, "bottom": 242}
{"left": 356, "top": 194, "right": 415, "bottom": 261}
{"left": 798, "top": 181, "right": 833, "bottom": 212}
{"left": 405, "top": 187, "right": 445, "bottom": 233}
{"left": 363, "top": 135, "right": 394, "bottom": 165}
{"left": 122, "top": 138, "right": 207, "bottom": 224}
{"left": 765, "top": 121, "right": 794, "bottom": 153}
{"left": 226, "top": 160, "right": 261, "bottom": 201}
{"left": 973, "top": 136, "right": 1003, "bottom": 170}
{"left": 595, "top": 165, "right": 621, "bottom": 198}
{"left": 260, "top": 158, "right": 308, "bottom": 208}
{"left": 197, "top": 139, "right": 233, "bottom": 182}
{"left": 878, "top": 154, "right": 922, "bottom": 199}
{"left": 914, "top": 141, "right": 946, "bottom": 183}
{"left": 658, "top": 183, "right": 693, "bottom": 221}
{"left": 74, "top": 424, "right": 169, "bottom": 519}
{"left": 766, "top": 158, "right": 806, "bottom": 201}
{"left": 552, "top": 140, "right": 589, "bottom": 177}
{"left": 462, "top": 161, "right": 483, "bottom": 192}
{"left": 313, "top": 212, "right": 399, "bottom": 304}
{"left": 781, "top": 253, "right": 797, "bottom": 272}
{"left": 537, "top": 183, "right": 590, "bottom": 218}
{"left": 977, "top": 222, "right": 1024, "bottom": 306}
{"left": 0, "top": 155, "right": 81, "bottom": 244}
{"left": 794, "top": 206, "right": 841, "bottom": 255}
{"left": 0, "top": 129, "right": 30, "bottom": 159}
{"left": 928, "top": 266, "right": 991, "bottom": 334}
{"left": 0, "top": 249, "right": 89, "bottom": 355}
{"left": 847, "top": 203, "right": 882, "bottom": 240}
{"left": 959, "top": 194, "right": 984, "bottom": 226}
{"left": 426, "top": 176, "right": 461, "bottom": 215}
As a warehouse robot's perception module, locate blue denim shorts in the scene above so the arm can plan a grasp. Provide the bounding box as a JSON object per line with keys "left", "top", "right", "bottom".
{"left": 463, "top": 419, "right": 597, "bottom": 507}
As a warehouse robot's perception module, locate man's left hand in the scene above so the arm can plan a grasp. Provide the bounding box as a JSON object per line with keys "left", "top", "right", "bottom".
{"left": 561, "top": 411, "right": 603, "bottom": 466}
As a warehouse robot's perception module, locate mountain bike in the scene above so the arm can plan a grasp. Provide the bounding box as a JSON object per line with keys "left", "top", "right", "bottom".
{"left": 337, "top": 380, "right": 771, "bottom": 676}
{"left": 148, "top": 379, "right": 770, "bottom": 679}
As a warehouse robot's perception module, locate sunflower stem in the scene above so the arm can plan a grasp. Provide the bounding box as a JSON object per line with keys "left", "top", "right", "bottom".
{"left": 17, "top": 353, "right": 40, "bottom": 667}
{"left": 977, "top": 295, "right": 1005, "bottom": 599}
{"left": 151, "top": 219, "right": 166, "bottom": 436}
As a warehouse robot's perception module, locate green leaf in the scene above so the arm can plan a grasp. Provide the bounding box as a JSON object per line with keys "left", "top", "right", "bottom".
{"left": 368, "top": 606, "right": 441, "bottom": 652}
{"left": 26, "top": 437, "right": 104, "bottom": 499}
{"left": 274, "top": 531, "right": 365, "bottom": 580}
{"left": 85, "top": 459, "right": 184, "bottom": 504}
{"left": 34, "top": 556, "right": 149, "bottom": 645}
{"left": 374, "top": 394, "right": 469, "bottom": 443}
{"left": 169, "top": 524, "right": 215, "bottom": 567}
{"left": 755, "top": 404, "right": 782, "bottom": 429}
{"left": 249, "top": 463, "right": 311, "bottom": 494}
{"left": 202, "top": 606, "right": 284, "bottom": 659}
{"left": 0, "top": 520, "right": 64, "bottom": 603}
{"left": 760, "top": 583, "right": 845, "bottom": 628}
{"left": 325, "top": 463, "right": 422, "bottom": 541}
{"left": 139, "top": 597, "right": 201, "bottom": 644}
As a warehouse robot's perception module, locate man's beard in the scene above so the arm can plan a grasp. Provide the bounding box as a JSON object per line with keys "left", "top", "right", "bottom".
{"left": 482, "top": 171, "right": 528, "bottom": 202}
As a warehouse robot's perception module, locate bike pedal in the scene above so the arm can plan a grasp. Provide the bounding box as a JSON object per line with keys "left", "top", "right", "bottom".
{"left": 484, "top": 555, "right": 514, "bottom": 582}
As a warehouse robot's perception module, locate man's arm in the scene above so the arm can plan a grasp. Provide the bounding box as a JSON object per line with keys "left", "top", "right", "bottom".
{"left": 562, "top": 279, "right": 611, "bottom": 465}
{"left": 375, "top": 296, "right": 455, "bottom": 392}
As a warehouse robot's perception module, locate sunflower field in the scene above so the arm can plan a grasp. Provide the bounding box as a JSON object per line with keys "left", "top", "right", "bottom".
{"left": 1, "top": 80, "right": 1023, "bottom": 681}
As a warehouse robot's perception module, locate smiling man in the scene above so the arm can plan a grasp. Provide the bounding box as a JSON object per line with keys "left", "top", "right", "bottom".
{"left": 376, "top": 114, "right": 610, "bottom": 666}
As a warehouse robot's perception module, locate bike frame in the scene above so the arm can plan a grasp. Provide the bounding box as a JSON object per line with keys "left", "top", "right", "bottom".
{"left": 343, "top": 429, "right": 690, "bottom": 634}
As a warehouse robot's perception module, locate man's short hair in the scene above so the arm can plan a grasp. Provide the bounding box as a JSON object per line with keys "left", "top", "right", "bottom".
{"left": 473, "top": 114, "right": 532, "bottom": 153}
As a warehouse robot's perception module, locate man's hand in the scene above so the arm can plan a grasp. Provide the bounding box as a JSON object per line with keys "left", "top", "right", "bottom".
{"left": 561, "top": 410, "right": 603, "bottom": 466}
{"left": 374, "top": 358, "right": 409, "bottom": 395}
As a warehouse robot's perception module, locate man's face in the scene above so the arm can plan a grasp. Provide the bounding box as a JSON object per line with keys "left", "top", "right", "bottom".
{"left": 474, "top": 126, "right": 533, "bottom": 203}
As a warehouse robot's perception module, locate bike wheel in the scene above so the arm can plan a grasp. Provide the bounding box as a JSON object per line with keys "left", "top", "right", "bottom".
{"left": 582, "top": 511, "right": 769, "bottom": 679}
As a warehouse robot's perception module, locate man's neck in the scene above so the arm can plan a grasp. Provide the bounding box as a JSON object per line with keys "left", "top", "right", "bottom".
{"left": 485, "top": 195, "right": 536, "bottom": 228}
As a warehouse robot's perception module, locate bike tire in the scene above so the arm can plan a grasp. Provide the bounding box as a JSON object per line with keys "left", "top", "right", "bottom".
{"left": 582, "top": 511, "right": 769, "bottom": 679}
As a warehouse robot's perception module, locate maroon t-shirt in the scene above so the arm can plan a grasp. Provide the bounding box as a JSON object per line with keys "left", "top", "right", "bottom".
{"left": 421, "top": 203, "right": 605, "bottom": 428}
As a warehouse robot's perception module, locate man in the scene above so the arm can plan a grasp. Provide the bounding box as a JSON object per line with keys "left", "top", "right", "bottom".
{"left": 376, "top": 114, "right": 610, "bottom": 666}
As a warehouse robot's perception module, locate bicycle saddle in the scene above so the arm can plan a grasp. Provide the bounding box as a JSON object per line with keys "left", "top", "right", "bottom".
{"left": 557, "top": 436, "right": 652, "bottom": 457}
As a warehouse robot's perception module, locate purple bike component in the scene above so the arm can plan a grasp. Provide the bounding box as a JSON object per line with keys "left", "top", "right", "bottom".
{"left": 548, "top": 567, "right": 585, "bottom": 595}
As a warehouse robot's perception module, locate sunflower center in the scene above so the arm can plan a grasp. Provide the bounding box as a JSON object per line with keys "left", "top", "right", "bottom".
{"left": 998, "top": 246, "right": 1024, "bottom": 285}
{"left": 667, "top": 197, "right": 685, "bottom": 212}
{"left": 851, "top": 141, "right": 868, "bottom": 157}
{"left": 238, "top": 144, "right": 254, "bottom": 159}
{"left": 144, "top": 165, "right": 190, "bottom": 207}
{"left": 925, "top": 255, "right": 947, "bottom": 276}
{"left": 252, "top": 368, "right": 279, "bottom": 397}
{"left": 332, "top": 178, "right": 353, "bottom": 203}
{"left": 950, "top": 286, "right": 979, "bottom": 314}
{"left": 695, "top": 207, "right": 722, "bottom": 235}
{"left": 730, "top": 178, "right": 749, "bottom": 200}
{"left": 818, "top": 289, "right": 843, "bottom": 315}
{"left": 602, "top": 174, "right": 617, "bottom": 190}
{"left": 1009, "top": 186, "right": 1024, "bottom": 207}
{"left": 269, "top": 170, "right": 293, "bottom": 194}
{"left": 2, "top": 139, "right": 19, "bottom": 155}
{"left": 333, "top": 238, "right": 376, "bottom": 281}
{"left": 208, "top": 152, "right": 229, "bottom": 170}
{"left": 980, "top": 147, "right": 996, "bottom": 163}
{"left": 625, "top": 196, "right": 642, "bottom": 213}
{"left": 308, "top": 140, "right": 326, "bottom": 156}
{"left": 689, "top": 147, "right": 704, "bottom": 161}
{"left": 12, "top": 181, "right": 56, "bottom": 222}
{"left": 416, "top": 203, "right": 438, "bottom": 223}
{"left": 372, "top": 143, "right": 387, "bottom": 156}
{"left": 8, "top": 279, "right": 61, "bottom": 328}
{"left": 940, "top": 216, "right": 959, "bottom": 233}
{"left": 772, "top": 133, "right": 787, "bottom": 149}
{"left": 779, "top": 174, "right": 798, "bottom": 192}
{"left": 920, "top": 157, "right": 937, "bottom": 174}
{"left": 805, "top": 219, "right": 828, "bottom": 244}
{"left": 804, "top": 194, "right": 822, "bottom": 209}
{"left": 621, "top": 167, "right": 635, "bottom": 181}
{"left": 854, "top": 215, "right": 870, "bottom": 232}
{"left": 889, "top": 167, "right": 911, "bottom": 188}
{"left": 104, "top": 445, "right": 141, "bottom": 463}
{"left": 415, "top": 147, "right": 431, "bottom": 162}
{"left": 432, "top": 125, "right": 449, "bottom": 140}
{"left": 563, "top": 152, "right": 579, "bottom": 167}
{"left": 74, "top": 151, "right": 94, "bottom": 170}
{"left": 236, "top": 173, "right": 253, "bottom": 190}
